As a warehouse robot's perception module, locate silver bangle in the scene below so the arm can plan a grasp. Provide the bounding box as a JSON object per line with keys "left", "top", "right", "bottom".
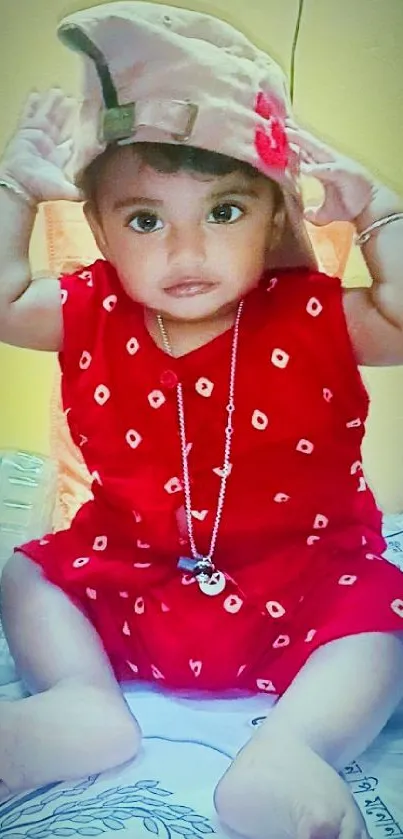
{"left": 0, "top": 177, "right": 37, "bottom": 210}
{"left": 355, "top": 212, "right": 403, "bottom": 247}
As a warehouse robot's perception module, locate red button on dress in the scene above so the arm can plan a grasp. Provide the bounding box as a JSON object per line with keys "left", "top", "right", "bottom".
{"left": 160, "top": 369, "right": 178, "bottom": 388}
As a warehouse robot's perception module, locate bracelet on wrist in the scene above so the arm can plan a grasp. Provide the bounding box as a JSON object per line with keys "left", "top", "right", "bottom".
{"left": 0, "top": 177, "right": 38, "bottom": 210}
{"left": 355, "top": 212, "right": 403, "bottom": 247}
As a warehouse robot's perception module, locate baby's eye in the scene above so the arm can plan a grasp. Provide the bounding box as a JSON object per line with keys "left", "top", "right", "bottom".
{"left": 128, "top": 213, "right": 164, "bottom": 233}
{"left": 208, "top": 203, "right": 244, "bottom": 224}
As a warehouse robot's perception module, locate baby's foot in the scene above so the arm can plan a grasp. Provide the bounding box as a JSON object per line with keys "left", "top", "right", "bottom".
{"left": 215, "top": 731, "right": 368, "bottom": 839}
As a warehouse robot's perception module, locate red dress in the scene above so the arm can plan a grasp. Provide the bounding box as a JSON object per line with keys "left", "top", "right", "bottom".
{"left": 21, "top": 260, "right": 403, "bottom": 696}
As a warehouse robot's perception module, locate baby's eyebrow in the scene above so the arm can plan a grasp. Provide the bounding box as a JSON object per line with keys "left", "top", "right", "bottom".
{"left": 112, "top": 184, "right": 261, "bottom": 211}
{"left": 208, "top": 185, "right": 262, "bottom": 201}
{"left": 112, "top": 196, "right": 163, "bottom": 210}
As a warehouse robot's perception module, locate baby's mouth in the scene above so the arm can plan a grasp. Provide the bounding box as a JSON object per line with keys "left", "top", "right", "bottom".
{"left": 164, "top": 280, "right": 217, "bottom": 297}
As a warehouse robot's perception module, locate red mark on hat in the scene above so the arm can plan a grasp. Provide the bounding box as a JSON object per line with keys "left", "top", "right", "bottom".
{"left": 254, "top": 91, "right": 288, "bottom": 171}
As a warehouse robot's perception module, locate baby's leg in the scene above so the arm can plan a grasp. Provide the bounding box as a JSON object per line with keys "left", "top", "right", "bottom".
{"left": 0, "top": 552, "right": 141, "bottom": 793}
{"left": 215, "top": 632, "right": 403, "bottom": 839}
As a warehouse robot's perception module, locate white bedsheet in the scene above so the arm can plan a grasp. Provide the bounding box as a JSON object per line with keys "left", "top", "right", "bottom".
{"left": 1, "top": 516, "right": 403, "bottom": 839}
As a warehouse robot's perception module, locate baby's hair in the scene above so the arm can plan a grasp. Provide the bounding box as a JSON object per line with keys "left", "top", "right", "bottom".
{"left": 77, "top": 142, "right": 283, "bottom": 210}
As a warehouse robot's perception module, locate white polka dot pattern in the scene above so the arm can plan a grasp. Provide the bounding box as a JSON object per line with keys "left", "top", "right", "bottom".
{"left": 147, "top": 390, "right": 166, "bottom": 409}
{"left": 181, "top": 574, "right": 196, "bottom": 586}
{"left": 224, "top": 594, "right": 243, "bottom": 614}
{"left": 164, "top": 477, "right": 182, "bottom": 494}
{"left": 252, "top": 410, "right": 269, "bottom": 430}
{"left": 73, "top": 556, "right": 90, "bottom": 568}
{"left": 191, "top": 509, "right": 208, "bottom": 521}
{"left": 296, "top": 439, "right": 314, "bottom": 454}
{"left": 93, "top": 535, "right": 107, "bottom": 551}
{"left": 313, "top": 514, "right": 328, "bottom": 529}
{"left": 271, "top": 348, "right": 290, "bottom": 369}
{"left": 265, "top": 601, "right": 286, "bottom": 618}
{"left": 94, "top": 385, "right": 110, "bottom": 406}
{"left": 78, "top": 270, "right": 93, "bottom": 285}
{"left": 306, "top": 297, "right": 323, "bottom": 317}
{"left": 134, "top": 597, "right": 145, "bottom": 614}
{"left": 189, "top": 659, "right": 202, "bottom": 677}
{"left": 256, "top": 678, "right": 276, "bottom": 692}
{"left": 102, "top": 294, "right": 117, "bottom": 312}
{"left": 213, "top": 464, "right": 232, "bottom": 478}
{"left": 126, "top": 337, "right": 140, "bottom": 355}
{"left": 125, "top": 429, "right": 142, "bottom": 449}
{"left": 79, "top": 351, "right": 92, "bottom": 370}
{"left": 195, "top": 377, "right": 214, "bottom": 397}
{"left": 272, "top": 634, "right": 290, "bottom": 648}
{"left": 338, "top": 574, "right": 358, "bottom": 585}
{"left": 391, "top": 599, "right": 403, "bottom": 618}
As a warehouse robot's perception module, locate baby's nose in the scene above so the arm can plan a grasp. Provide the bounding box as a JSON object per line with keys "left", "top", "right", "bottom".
{"left": 169, "top": 224, "right": 206, "bottom": 263}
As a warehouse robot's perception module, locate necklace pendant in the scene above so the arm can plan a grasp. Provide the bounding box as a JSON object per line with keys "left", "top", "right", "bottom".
{"left": 193, "top": 556, "right": 215, "bottom": 580}
{"left": 177, "top": 556, "right": 225, "bottom": 595}
{"left": 178, "top": 556, "right": 199, "bottom": 573}
{"left": 198, "top": 570, "right": 227, "bottom": 597}
{"left": 177, "top": 555, "right": 215, "bottom": 581}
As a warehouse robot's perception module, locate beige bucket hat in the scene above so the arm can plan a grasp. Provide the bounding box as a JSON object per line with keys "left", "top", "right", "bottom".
{"left": 58, "top": 1, "right": 317, "bottom": 270}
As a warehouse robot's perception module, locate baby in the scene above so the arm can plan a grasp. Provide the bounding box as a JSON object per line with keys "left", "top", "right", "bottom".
{"left": 0, "top": 4, "right": 403, "bottom": 839}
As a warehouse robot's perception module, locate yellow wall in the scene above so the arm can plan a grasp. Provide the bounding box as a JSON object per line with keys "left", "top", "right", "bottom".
{"left": 1, "top": 0, "right": 403, "bottom": 509}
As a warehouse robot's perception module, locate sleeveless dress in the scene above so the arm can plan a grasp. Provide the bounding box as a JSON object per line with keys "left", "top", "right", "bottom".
{"left": 20, "top": 260, "right": 403, "bottom": 696}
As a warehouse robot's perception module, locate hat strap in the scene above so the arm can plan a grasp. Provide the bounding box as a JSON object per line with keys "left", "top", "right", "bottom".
{"left": 58, "top": 24, "right": 119, "bottom": 110}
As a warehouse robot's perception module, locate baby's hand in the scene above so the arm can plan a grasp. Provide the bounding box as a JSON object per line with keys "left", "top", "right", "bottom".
{"left": 286, "top": 119, "right": 377, "bottom": 227}
{"left": 215, "top": 731, "right": 369, "bottom": 839}
{"left": 0, "top": 88, "right": 82, "bottom": 203}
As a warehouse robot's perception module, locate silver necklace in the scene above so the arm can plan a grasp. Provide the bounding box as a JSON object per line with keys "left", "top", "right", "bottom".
{"left": 157, "top": 301, "right": 243, "bottom": 596}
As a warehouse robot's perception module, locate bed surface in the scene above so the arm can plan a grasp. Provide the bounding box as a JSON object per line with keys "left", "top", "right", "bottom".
{"left": 1, "top": 516, "right": 402, "bottom": 838}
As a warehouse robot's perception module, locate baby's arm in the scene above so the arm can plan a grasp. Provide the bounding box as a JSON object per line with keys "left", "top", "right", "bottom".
{"left": 0, "top": 181, "right": 61, "bottom": 350}
{"left": 286, "top": 119, "right": 403, "bottom": 366}
{"left": 0, "top": 552, "right": 140, "bottom": 792}
{"left": 0, "top": 89, "right": 81, "bottom": 352}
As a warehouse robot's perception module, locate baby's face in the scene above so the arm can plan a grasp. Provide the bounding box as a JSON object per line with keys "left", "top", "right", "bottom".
{"left": 86, "top": 146, "right": 282, "bottom": 323}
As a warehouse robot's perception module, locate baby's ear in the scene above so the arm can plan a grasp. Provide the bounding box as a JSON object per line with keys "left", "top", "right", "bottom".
{"left": 83, "top": 201, "right": 110, "bottom": 259}
{"left": 269, "top": 203, "right": 287, "bottom": 251}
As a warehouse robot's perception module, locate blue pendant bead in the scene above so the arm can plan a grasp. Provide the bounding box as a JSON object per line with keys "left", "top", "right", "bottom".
{"left": 177, "top": 556, "right": 215, "bottom": 582}
{"left": 177, "top": 556, "right": 198, "bottom": 572}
